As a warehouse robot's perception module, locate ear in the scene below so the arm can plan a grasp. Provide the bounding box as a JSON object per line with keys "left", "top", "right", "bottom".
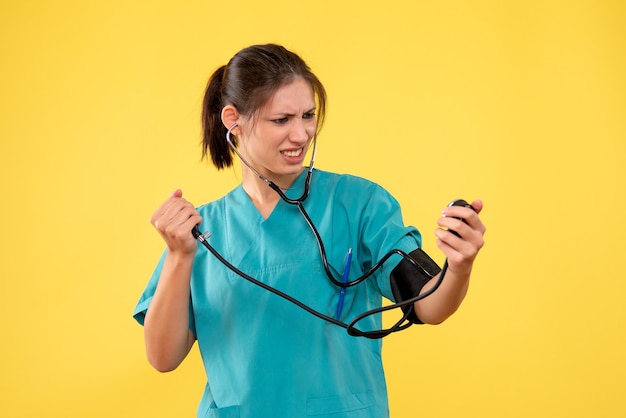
{"left": 221, "top": 105, "right": 240, "bottom": 133}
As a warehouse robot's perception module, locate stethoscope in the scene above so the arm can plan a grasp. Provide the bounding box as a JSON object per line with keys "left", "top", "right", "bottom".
{"left": 191, "top": 123, "right": 452, "bottom": 339}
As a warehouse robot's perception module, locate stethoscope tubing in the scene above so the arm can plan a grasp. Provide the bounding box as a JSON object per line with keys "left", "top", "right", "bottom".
{"left": 193, "top": 228, "right": 449, "bottom": 339}
{"left": 191, "top": 123, "right": 451, "bottom": 338}
{"left": 226, "top": 123, "right": 434, "bottom": 288}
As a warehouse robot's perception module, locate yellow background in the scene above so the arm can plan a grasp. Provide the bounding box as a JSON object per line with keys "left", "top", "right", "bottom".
{"left": 1, "top": 1, "right": 625, "bottom": 417}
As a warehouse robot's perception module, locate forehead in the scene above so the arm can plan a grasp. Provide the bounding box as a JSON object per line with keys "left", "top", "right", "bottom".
{"left": 261, "top": 77, "right": 315, "bottom": 113}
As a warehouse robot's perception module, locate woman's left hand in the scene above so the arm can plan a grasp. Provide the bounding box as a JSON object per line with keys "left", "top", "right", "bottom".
{"left": 434, "top": 199, "right": 486, "bottom": 275}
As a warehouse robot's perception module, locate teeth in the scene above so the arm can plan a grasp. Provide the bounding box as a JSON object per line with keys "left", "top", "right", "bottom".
{"left": 282, "top": 149, "right": 302, "bottom": 157}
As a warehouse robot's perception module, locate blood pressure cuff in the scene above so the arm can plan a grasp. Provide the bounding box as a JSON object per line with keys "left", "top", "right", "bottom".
{"left": 390, "top": 248, "right": 442, "bottom": 324}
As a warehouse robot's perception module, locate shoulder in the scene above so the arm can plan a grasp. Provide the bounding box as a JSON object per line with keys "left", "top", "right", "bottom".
{"left": 312, "top": 169, "right": 387, "bottom": 193}
{"left": 312, "top": 169, "right": 396, "bottom": 203}
{"left": 195, "top": 186, "right": 242, "bottom": 218}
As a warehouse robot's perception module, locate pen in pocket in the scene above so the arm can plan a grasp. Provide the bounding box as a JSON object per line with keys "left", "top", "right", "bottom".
{"left": 335, "top": 248, "right": 352, "bottom": 320}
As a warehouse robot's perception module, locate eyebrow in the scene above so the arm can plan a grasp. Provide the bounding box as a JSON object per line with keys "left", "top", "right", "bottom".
{"left": 269, "top": 107, "right": 317, "bottom": 117}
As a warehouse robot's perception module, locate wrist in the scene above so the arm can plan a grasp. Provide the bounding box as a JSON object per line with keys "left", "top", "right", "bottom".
{"left": 166, "top": 248, "right": 196, "bottom": 265}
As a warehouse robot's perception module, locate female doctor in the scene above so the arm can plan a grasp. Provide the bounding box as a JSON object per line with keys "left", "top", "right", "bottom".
{"left": 134, "top": 44, "right": 486, "bottom": 418}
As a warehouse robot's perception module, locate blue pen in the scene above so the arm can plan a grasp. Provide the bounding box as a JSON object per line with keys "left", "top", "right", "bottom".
{"left": 335, "top": 248, "right": 352, "bottom": 320}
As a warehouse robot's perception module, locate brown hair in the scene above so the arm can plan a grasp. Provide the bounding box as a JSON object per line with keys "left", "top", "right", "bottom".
{"left": 201, "top": 44, "right": 327, "bottom": 169}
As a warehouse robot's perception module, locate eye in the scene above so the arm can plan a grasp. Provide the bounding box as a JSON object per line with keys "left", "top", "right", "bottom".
{"left": 272, "top": 117, "right": 289, "bottom": 125}
{"left": 303, "top": 112, "right": 316, "bottom": 120}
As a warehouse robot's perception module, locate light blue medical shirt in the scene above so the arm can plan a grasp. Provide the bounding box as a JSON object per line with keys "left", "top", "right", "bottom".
{"left": 134, "top": 169, "right": 422, "bottom": 418}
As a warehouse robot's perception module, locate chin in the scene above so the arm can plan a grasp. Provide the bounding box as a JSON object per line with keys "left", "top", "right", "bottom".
{"left": 275, "top": 165, "right": 305, "bottom": 178}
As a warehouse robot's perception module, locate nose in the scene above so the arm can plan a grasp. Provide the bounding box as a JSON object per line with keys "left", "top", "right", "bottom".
{"left": 289, "top": 119, "right": 314, "bottom": 144}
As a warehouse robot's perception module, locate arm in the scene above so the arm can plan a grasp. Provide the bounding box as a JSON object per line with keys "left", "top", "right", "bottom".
{"left": 143, "top": 189, "right": 202, "bottom": 372}
{"left": 414, "top": 200, "right": 486, "bottom": 324}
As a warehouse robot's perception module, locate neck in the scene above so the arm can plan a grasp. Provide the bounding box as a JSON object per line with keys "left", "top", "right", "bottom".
{"left": 241, "top": 166, "right": 305, "bottom": 207}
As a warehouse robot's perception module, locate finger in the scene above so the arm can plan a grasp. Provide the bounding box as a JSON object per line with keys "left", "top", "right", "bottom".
{"left": 159, "top": 203, "right": 198, "bottom": 235}
{"left": 152, "top": 199, "right": 183, "bottom": 230}
{"left": 441, "top": 203, "right": 485, "bottom": 236}
{"left": 161, "top": 212, "right": 203, "bottom": 254}
{"left": 165, "top": 205, "right": 200, "bottom": 231}
{"left": 437, "top": 215, "right": 474, "bottom": 241}
{"left": 160, "top": 209, "right": 202, "bottom": 248}
{"left": 442, "top": 205, "right": 475, "bottom": 221}
{"left": 434, "top": 227, "right": 482, "bottom": 266}
{"left": 463, "top": 204, "right": 486, "bottom": 236}
{"left": 150, "top": 189, "right": 185, "bottom": 225}
{"left": 436, "top": 216, "right": 484, "bottom": 249}
{"left": 435, "top": 229, "right": 468, "bottom": 265}
{"left": 181, "top": 214, "right": 203, "bottom": 235}
{"left": 435, "top": 225, "right": 471, "bottom": 250}
{"left": 435, "top": 238, "right": 477, "bottom": 274}
{"left": 470, "top": 199, "right": 483, "bottom": 214}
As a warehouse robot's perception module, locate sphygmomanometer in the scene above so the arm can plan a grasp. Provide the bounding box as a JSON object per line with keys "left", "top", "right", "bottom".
{"left": 192, "top": 198, "right": 474, "bottom": 339}
{"left": 192, "top": 122, "right": 476, "bottom": 339}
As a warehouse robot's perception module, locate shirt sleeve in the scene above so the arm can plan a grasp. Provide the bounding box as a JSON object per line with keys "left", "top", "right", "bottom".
{"left": 132, "top": 249, "right": 197, "bottom": 336}
{"left": 355, "top": 181, "right": 423, "bottom": 302}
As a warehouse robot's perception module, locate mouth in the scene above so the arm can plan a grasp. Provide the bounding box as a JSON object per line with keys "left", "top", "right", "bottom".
{"left": 280, "top": 148, "right": 304, "bottom": 158}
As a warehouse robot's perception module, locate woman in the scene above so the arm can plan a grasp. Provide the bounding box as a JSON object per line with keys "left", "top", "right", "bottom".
{"left": 134, "top": 44, "right": 485, "bottom": 417}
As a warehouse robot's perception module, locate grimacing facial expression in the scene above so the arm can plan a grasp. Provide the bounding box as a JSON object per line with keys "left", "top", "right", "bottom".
{"left": 238, "top": 77, "right": 317, "bottom": 181}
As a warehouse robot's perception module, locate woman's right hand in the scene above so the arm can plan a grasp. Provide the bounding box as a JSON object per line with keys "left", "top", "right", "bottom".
{"left": 149, "top": 189, "right": 202, "bottom": 256}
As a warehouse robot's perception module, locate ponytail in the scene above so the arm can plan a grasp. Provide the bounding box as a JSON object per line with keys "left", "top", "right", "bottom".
{"left": 201, "top": 65, "right": 232, "bottom": 169}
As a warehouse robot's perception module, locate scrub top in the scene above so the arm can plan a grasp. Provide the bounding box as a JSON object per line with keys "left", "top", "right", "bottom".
{"left": 134, "top": 169, "right": 422, "bottom": 418}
